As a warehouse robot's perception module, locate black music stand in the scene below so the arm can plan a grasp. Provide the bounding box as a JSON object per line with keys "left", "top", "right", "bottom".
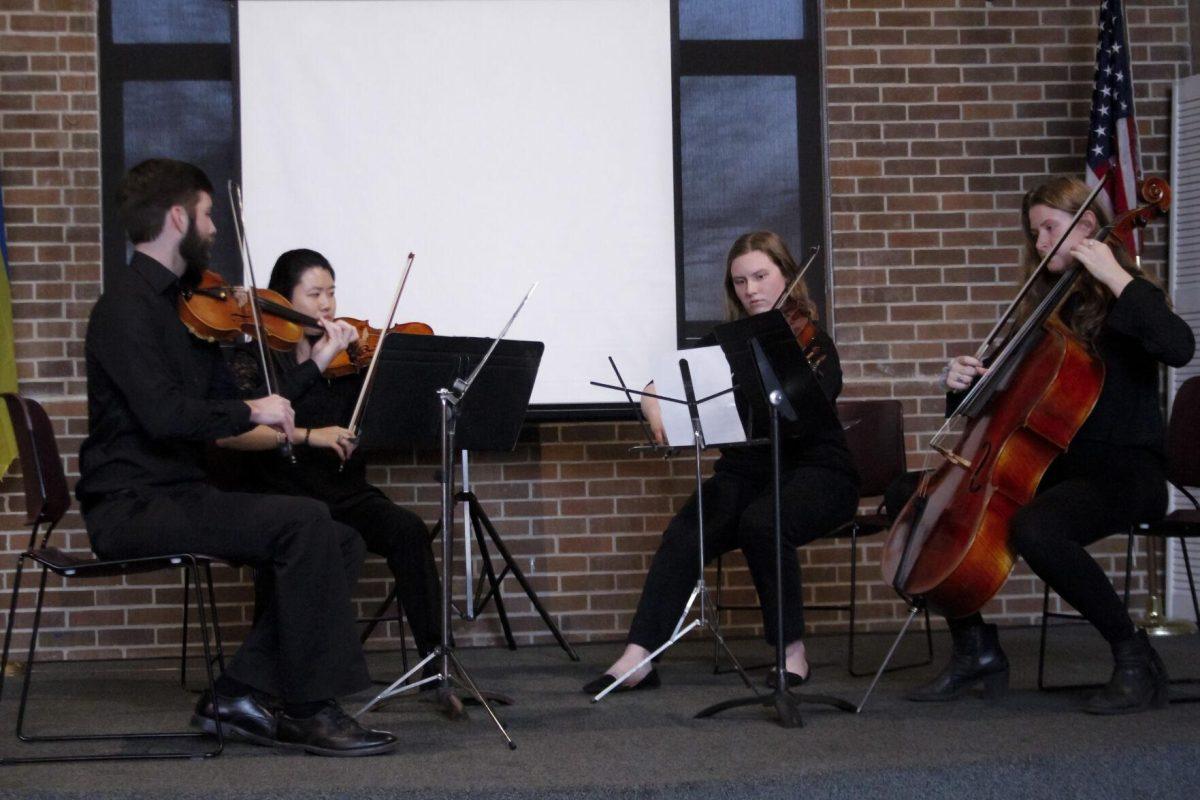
{"left": 353, "top": 333, "right": 549, "bottom": 748}
{"left": 694, "top": 311, "right": 856, "bottom": 727}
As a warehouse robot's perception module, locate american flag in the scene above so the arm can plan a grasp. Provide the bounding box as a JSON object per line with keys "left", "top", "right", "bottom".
{"left": 1085, "top": 0, "right": 1141, "bottom": 255}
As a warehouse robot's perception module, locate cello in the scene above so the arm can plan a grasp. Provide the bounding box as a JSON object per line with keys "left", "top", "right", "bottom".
{"left": 880, "top": 177, "right": 1172, "bottom": 619}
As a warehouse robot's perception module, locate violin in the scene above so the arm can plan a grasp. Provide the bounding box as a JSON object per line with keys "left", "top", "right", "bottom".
{"left": 178, "top": 269, "right": 306, "bottom": 350}
{"left": 773, "top": 246, "right": 826, "bottom": 373}
{"left": 178, "top": 270, "right": 433, "bottom": 378}
{"left": 880, "top": 177, "right": 1172, "bottom": 618}
{"left": 326, "top": 318, "right": 434, "bottom": 378}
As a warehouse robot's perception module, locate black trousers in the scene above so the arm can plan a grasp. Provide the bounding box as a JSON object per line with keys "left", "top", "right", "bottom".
{"left": 627, "top": 466, "right": 859, "bottom": 651}
{"left": 326, "top": 490, "right": 442, "bottom": 656}
{"left": 84, "top": 483, "right": 372, "bottom": 703}
{"left": 953, "top": 443, "right": 1168, "bottom": 645}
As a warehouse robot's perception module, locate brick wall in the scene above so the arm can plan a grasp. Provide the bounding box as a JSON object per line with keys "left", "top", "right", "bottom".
{"left": 0, "top": 0, "right": 1194, "bottom": 662}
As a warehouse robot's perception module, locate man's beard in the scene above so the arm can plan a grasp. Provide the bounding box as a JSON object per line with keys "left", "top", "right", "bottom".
{"left": 179, "top": 213, "right": 214, "bottom": 287}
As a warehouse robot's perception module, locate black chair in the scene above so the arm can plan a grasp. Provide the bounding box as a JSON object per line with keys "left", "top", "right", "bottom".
{"left": 713, "top": 399, "right": 933, "bottom": 676}
{"left": 0, "top": 394, "right": 226, "bottom": 763}
{"left": 1037, "top": 376, "right": 1200, "bottom": 701}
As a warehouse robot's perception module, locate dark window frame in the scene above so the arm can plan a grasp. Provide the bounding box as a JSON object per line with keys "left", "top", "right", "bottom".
{"left": 673, "top": 0, "right": 829, "bottom": 346}
{"left": 97, "top": 0, "right": 241, "bottom": 287}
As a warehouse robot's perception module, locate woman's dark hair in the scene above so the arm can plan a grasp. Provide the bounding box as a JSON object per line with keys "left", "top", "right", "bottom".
{"left": 117, "top": 158, "right": 214, "bottom": 244}
{"left": 268, "top": 248, "right": 335, "bottom": 297}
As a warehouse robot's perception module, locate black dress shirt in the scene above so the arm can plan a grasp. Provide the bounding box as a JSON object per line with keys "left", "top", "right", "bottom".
{"left": 76, "top": 252, "right": 253, "bottom": 507}
{"left": 224, "top": 346, "right": 372, "bottom": 503}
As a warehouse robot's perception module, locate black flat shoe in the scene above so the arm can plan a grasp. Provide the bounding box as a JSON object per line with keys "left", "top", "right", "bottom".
{"left": 765, "top": 669, "right": 809, "bottom": 689}
{"left": 276, "top": 703, "right": 398, "bottom": 757}
{"left": 581, "top": 667, "right": 661, "bottom": 695}
{"left": 190, "top": 689, "right": 278, "bottom": 747}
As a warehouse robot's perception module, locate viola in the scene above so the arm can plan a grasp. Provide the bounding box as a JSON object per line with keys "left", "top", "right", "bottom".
{"left": 773, "top": 245, "right": 826, "bottom": 373}
{"left": 880, "top": 177, "right": 1172, "bottom": 618}
{"left": 178, "top": 270, "right": 434, "bottom": 377}
{"left": 779, "top": 299, "right": 826, "bottom": 373}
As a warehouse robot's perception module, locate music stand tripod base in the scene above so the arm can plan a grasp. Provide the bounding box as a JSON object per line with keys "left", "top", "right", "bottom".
{"left": 352, "top": 334, "right": 545, "bottom": 751}
{"left": 696, "top": 319, "right": 858, "bottom": 726}
{"left": 591, "top": 584, "right": 757, "bottom": 703}
{"left": 592, "top": 424, "right": 759, "bottom": 702}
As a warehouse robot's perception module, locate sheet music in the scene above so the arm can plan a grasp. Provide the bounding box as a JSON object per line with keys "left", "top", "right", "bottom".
{"left": 653, "top": 346, "right": 747, "bottom": 447}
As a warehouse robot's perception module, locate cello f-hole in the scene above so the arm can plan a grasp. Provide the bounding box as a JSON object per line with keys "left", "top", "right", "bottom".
{"left": 968, "top": 441, "right": 992, "bottom": 493}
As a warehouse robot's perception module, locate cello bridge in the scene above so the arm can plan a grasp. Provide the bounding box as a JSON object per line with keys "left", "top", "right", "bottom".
{"left": 932, "top": 443, "right": 971, "bottom": 469}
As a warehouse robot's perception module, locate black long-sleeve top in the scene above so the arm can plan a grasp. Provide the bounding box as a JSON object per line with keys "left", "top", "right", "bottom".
{"left": 76, "top": 253, "right": 253, "bottom": 508}
{"left": 947, "top": 277, "right": 1194, "bottom": 457}
{"left": 699, "top": 324, "right": 859, "bottom": 482}
{"left": 228, "top": 348, "right": 373, "bottom": 503}
{"left": 1072, "top": 277, "right": 1194, "bottom": 451}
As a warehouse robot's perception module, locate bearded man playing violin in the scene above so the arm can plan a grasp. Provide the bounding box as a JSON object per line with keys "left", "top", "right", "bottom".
{"left": 75, "top": 158, "right": 397, "bottom": 756}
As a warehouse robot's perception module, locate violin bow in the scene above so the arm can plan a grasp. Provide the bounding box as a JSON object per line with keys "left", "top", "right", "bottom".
{"left": 227, "top": 179, "right": 294, "bottom": 462}
{"left": 345, "top": 252, "right": 417, "bottom": 442}
{"left": 456, "top": 281, "right": 538, "bottom": 396}
{"left": 772, "top": 245, "right": 822, "bottom": 311}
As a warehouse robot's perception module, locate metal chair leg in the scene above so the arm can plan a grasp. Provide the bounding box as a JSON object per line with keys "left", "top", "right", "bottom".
{"left": 3, "top": 559, "right": 226, "bottom": 763}
{"left": 711, "top": 556, "right": 725, "bottom": 673}
{"left": 0, "top": 552, "right": 29, "bottom": 704}
{"left": 180, "top": 568, "right": 192, "bottom": 689}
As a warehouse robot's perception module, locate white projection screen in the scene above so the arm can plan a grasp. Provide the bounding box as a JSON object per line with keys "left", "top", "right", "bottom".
{"left": 237, "top": 0, "right": 677, "bottom": 411}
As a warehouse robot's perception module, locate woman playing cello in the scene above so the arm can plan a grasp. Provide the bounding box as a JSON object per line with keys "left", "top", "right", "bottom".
{"left": 910, "top": 176, "right": 1194, "bottom": 713}
{"left": 583, "top": 231, "right": 860, "bottom": 693}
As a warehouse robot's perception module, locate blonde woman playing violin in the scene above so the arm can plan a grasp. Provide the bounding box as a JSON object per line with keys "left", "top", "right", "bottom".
{"left": 583, "top": 231, "right": 860, "bottom": 695}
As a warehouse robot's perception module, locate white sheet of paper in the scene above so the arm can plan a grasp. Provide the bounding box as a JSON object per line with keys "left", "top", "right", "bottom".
{"left": 653, "top": 346, "right": 747, "bottom": 447}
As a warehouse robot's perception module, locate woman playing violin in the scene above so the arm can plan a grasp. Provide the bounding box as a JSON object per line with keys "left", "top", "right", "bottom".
{"left": 583, "top": 231, "right": 860, "bottom": 693}
{"left": 228, "top": 248, "right": 442, "bottom": 663}
{"left": 913, "top": 176, "right": 1194, "bottom": 713}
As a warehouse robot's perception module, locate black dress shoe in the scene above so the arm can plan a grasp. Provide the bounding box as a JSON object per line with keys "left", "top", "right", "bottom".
{"left": 191, "top": 690, "right": 278, "bottom": 747}
{"left": 765, "top": 668, "right": 809, "bottom": 689}
{"left": 581, "top": 667, "right": 661, "bottom": 695}
{"left": 276, "top": 703, "right": 398, "bottom": 757}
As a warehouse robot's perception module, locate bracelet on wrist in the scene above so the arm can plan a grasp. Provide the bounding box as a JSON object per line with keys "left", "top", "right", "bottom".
{"left": 304, "top": 428, "right": 312, "bottom": 446}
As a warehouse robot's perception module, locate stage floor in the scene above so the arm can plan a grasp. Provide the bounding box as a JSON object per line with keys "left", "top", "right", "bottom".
{"left": 1, "top": 625, "right": 1197, "bottom": 799}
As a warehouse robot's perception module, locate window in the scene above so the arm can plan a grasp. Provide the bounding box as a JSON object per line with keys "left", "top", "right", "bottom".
{"left": 99, "top": 0, "right": 240, "bottom": 284}
{"left": 675, "top": 0, "right": 827, "bottom": 343}
{"left": 98, "top": 0, "right": 830, "bottom": 364}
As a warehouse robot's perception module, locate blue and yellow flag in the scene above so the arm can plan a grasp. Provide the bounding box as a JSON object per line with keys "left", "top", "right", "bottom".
{"left": 0, "top": 182, "right": 17, "bottom": 480}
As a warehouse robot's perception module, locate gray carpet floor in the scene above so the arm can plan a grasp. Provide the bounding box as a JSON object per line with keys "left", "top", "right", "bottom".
{"left": 1, "top": 625, "right": 1197, "bottom": 799}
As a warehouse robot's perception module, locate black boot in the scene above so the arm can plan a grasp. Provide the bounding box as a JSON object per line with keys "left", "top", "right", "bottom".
{"left": 1083, "top": 630, "right": 1169, "bottom": 715}
{"left": 908, "top": 621, "right": 1009, "bottom": 702}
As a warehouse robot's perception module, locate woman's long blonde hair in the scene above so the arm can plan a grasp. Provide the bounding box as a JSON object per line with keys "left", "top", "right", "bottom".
{"left": 1019, "top": 176, "right": 1153, "bottom": 344}
{"left": 723, "top": 231, "right": 817, "bottom": 321}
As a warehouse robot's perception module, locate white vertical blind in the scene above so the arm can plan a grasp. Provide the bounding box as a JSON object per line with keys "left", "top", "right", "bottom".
{"left": 1166, "top": 73, "right": 1200, "bottom": 617}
